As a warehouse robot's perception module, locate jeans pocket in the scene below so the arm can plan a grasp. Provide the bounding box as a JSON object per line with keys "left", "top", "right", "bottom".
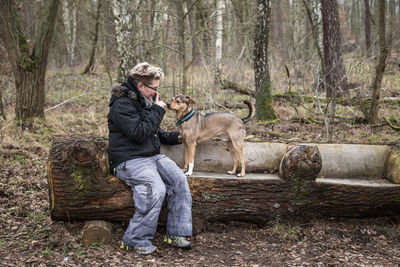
{"left": 133, "top": 184, "right": 152, "bottom": 214}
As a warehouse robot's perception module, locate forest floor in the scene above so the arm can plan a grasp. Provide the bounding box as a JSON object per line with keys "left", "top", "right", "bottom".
{"left": 0, "top": 67, "right": 400, "bottom": 266}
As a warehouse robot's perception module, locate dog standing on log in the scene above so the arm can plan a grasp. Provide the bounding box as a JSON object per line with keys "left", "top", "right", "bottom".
{"left": 167, "top": 95, "right": 255, "bottom": 177}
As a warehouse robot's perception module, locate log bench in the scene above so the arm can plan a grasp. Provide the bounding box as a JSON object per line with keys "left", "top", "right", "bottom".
{"left": 47, "top": 135, "right": 400, "bottom": 241}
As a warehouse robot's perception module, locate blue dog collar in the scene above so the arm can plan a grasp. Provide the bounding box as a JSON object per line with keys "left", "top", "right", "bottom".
{"left": 176, "top": 109, "right": 195, "bottom": 126}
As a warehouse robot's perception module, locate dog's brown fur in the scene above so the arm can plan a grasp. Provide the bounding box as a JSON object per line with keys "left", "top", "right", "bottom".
{"left": 167, "top": 95, "right": 255, "bottom": 177}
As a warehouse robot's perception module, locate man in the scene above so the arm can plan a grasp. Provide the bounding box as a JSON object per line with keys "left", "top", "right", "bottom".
{"left": 107, "top": 62, "right": 192, "bottom": 255}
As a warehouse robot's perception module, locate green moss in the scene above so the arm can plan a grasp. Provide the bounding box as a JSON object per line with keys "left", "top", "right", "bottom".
{"left": 367, "top": 136, "right": 380, "bottom": 143}
{"left": 71, "top": 167, "right": 93, "bottom": 198}
{"left": 256, "top": 84, "right": 278, "bottom": 120}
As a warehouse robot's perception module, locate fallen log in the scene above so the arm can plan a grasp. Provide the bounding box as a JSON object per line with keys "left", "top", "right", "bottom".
{"left": 47, "top": 135, "right": 400, "bottom": 233}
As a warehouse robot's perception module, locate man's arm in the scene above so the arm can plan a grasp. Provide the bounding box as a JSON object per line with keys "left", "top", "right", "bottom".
{"left": 110, "top": 98, "right": 165, "bottom": 143}
{"left": 158, "top": 129, "right": 181, "bottom": 145}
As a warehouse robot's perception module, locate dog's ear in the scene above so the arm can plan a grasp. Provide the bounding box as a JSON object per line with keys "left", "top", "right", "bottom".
{"left": 185, "top": 95, "right": 195, "bottom": 104}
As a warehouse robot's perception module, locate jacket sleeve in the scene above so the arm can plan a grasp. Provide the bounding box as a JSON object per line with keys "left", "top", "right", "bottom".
{"left": 158, "top": 129, "right": 180, "bottom": 145}
{"left": 110, "top": 98, "right": 166, "bottom": 143}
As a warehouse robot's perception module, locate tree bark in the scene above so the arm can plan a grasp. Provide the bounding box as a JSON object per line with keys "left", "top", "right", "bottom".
{"left": 321, "top": 0, "right": 348, "bottom": 97}
{"left": 112, "top": 0, "right": 137, "bottom": 82}
{"left": 81, "top": 220, "right": 113, "bottom": 248}
{"left": 0, "top": 0, "right": 61, "bottom": 127}
{"left": 214, "top": 0, "right": 224, "bottom": 84}
{"left": 48, "top": 136, "right": 400, "bottom": 231}
{"left": 83, "top": 0, "right": 102, "bottom": 75}
{"left": 174, "top": 0, "right": 188, "bottom": 94}
{"left": 253, "top": 0, "right": 277, "bottom": 121}
{"left": 361, "top": 0, "right": 389, "bottom": 124}
{"left": 364, "top": 0, "right": 372, "bottom": 58}
{"left": 62, "top": 0, "right": 77, "bottom": 67}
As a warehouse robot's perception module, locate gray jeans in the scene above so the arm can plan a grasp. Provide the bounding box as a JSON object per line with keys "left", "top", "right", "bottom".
{"left": 115, "top": 154, "right": 192, "bottom": 247}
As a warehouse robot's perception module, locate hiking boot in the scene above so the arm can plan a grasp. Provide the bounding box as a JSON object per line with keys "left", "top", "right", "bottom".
{"left": 120, "top": 241, "right": 157, "bottom": 255}
{"left": 163, "top": 235, "right": 192, "bottom": 249}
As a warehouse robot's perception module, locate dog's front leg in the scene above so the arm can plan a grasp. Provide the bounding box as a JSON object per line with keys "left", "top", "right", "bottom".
{"left": 182, "top": 142, "right": 189, "bottom": 172}
{"left": 184, "top": 143, "right": 196, "bottom": 176}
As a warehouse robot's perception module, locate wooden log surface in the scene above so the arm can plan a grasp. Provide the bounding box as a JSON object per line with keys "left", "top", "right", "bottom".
{"left": 47, "top": 135, "right": 400, "bottom": 231}
{"left": 81, "top": 220, "right": 113, "bottom": 247}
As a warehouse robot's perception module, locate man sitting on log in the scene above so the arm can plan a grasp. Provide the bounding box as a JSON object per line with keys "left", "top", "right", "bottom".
{"left": 107, "top": 62, "right": 192, "bottom": 255}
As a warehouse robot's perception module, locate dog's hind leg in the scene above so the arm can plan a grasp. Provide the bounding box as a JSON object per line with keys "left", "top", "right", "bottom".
{"left": 226, "top": 141, "right": 239, "bottom": 175}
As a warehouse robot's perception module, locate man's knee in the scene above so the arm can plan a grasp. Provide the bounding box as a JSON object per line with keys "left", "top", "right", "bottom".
{"left": 134, "top": 182, "right": 166, "bottom": 215}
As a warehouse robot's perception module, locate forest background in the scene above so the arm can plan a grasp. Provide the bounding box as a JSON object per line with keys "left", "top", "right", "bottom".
{"left": 0, "top": 0, "right": 400, "bottom": 265}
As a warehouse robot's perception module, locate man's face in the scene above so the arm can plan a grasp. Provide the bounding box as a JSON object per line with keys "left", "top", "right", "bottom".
{"left": 138, "top": 79, "right": 160, "bottom": 100}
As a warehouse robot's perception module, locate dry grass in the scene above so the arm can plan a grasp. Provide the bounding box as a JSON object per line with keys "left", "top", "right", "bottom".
{"left": 0, "top": 56, "right": 399, "bottom": 149}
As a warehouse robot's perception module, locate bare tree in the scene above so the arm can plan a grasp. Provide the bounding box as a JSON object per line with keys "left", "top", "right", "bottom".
{"left": 83, "top": 0, "right": 102, "bottom": 74}
{"left": 112, "top": 0, "right": 137, "bottom": 82}
{"left": 321, "top": 0, "right": 348, "bottom": 97}
{"left": 214, "top": 0, "right": 224, "bottom": 83}
{"left": 360, "top": 0, "right": 389, "bottom": 124}
{"left": 254, "top": 0, "right": 277, "bottom": 120}
{"left": 363, "top": 0, "right": 372, "bottom": 58}
{"left": 0, "top": 0, "right": 61, "bottom": 127}
{"left": 62, "top": 0, "right": 77, "bottom": 67}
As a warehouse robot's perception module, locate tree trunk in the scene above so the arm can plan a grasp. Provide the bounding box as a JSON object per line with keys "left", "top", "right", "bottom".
{"left": 174, "top": 0, "right": 188, "bottom": 94}
{"left": 302, "top": 0, "right": 324, "bottom": 83}
{"left": 321, "top": 0, "right": 348, "bottom": 97}
{"left": 83, "top": 0, "right": 102, "bottom": 75}
{"left": 274, "top": 0, "right": 283, "bottom": 46}
{"left": 187, "top": 1, "right": 200, "bottom": 65}
{"left": 214, "top": 0, "right": 223, "bottom": 84}
{"left": 62, "top": 0, "right": 77, "bottom": 67}
{"left": 48, "top": 136, "right": 400, "bottom": 232}
{"left": 364, "top": 0, "right": 372, "bottom": 58}
{"left": 253, "top": 0, "right": 277, "bottom": 121}
{"left": 112, "top": 0, "right": 137, "bottom": 82}
{"left": 364, "top": 0, "right": 389, "bottom": 124}
{"left": 0, "top": 0, "right": 61, "bottom": 127}
{"left": 350, "top": 0, "right": 360, "bottom": 42}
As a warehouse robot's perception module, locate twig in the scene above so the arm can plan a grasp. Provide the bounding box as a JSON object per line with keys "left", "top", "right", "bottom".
{"left": 45, "top": 93, "right": 91, "bottom": 112}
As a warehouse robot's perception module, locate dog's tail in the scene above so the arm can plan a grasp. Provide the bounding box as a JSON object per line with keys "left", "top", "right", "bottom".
{"left": 241, "top": 100, "right": 255, "bottom": 123}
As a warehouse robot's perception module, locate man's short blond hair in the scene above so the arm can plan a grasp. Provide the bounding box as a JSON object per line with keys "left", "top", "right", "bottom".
{"left": 129, "top": 62, "right": 164, "bottom": 85}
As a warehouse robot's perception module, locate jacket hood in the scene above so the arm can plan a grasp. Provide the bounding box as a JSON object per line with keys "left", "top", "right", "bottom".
{"left": 109, "top": 77, "right": 138, "bottom": 107}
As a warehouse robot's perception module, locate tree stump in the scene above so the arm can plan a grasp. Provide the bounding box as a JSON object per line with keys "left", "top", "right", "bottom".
{"left": 81, "top": 220, "right": 113, "bottom": 248}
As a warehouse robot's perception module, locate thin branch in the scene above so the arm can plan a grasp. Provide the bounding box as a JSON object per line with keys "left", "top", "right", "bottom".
{"left": 45, "top": 93, "right": 92, "bottom": 112}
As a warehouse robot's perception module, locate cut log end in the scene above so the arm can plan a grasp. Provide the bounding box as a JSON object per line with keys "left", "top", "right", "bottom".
{"left": 279, "top": 145, "right": 322, "bottom": 198}
{"left": 81, "top": 220, "right": 113, "bottom": 248}
{"left": 279, "top": 144, "right": 322, "bottom": 181}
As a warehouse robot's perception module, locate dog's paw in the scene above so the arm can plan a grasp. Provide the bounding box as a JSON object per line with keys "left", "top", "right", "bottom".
{"left": 236, "top": 173, "right": 245, "bottom": 177}
{"left": 184, "top": 171, "right": 193, "bottom": 176}
{"left": 227, "top": 171, "right": 236, "bottom": 175}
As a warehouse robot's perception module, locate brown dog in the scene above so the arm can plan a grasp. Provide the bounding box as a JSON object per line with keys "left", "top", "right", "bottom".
{"left": 167, "top": 95, "right": 255, "bottom": 177}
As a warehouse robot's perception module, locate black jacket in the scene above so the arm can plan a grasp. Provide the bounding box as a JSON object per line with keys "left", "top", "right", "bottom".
{"left": 107, "top": 77, "right": 180, "bottom": 170}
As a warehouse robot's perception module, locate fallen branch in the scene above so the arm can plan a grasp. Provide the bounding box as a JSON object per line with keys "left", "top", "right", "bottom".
{"left": 384, "top": 117, "right": 400, "bottom": 131}
{"left": 221, "top": 79, "right": 255, "bottom": 97}
{"left": 45, "top": 93, "right": 91, "bottom": 112}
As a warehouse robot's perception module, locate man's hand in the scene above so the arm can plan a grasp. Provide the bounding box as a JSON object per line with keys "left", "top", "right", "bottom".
{"left": 154, "top": 92, "right": 166, "bottom": 108}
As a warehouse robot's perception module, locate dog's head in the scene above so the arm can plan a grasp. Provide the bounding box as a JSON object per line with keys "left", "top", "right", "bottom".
{"left": 167, "top": 95, "right": 195, "bottom": 111}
